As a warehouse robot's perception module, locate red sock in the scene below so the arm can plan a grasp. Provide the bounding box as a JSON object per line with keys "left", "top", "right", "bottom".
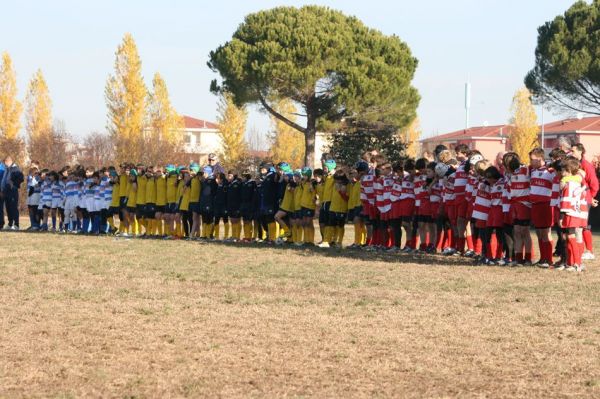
{"left": 466, "top": 235, "right": 474, "bottom": 251}
{"left": 436, "top": 230, "right": 444, "bottom": 251}
{"left": 567, "top": 238, "right": 575, "bottom": 266}
{"left": 547, "top": 240, "right": 554, "bottom": 263}
{"left": 475, "top": 237, "right": 482, "bottom": 254}
{"left": 489, "top": 234, "right": 497, "bottom": 259}
{"left": 583, "top": 229, "right": 592, "bottom": 252}
{"left": 515, "top": 252, "right": 524, "bottom": 263}
{"left": 525, "top": 252, "right": 533, "bottom": 262}
{"left": 577, "top": 241, "right": 585, "bottom": 264}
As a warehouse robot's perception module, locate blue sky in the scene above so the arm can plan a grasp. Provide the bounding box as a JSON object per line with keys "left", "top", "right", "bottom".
{"left": 1, "top": 0, "right": 580, "bottom": 145}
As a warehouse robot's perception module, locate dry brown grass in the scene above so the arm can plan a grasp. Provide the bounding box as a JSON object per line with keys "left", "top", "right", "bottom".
{"left": 0, "top": 229, "right": 599, "bottom": 398}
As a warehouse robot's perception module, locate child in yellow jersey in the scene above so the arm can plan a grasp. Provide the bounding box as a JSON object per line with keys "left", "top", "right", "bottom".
{"left": 291, "top": 171, "right": 304, "bottom": 245}
{"left": 124, "top": 169, "right": 138, "bottom": 236}
{"left": 117, "top": 164, "right": 130, "bottom": 232}
{"left": 320, "top": 169, "right": 350, "bottom": 247}
{"left": 177, "top": 168, "right": 192, "bottom": 238}
{"left": 349, "top": 162, "right": 369, "bottom": 248}
{"left": 188, "top": 163, "right": 201, "bottom": 238}
{"left": 164, "top": 165, "right": 179, "bottom": 236}
{"left": 274, "top": 172, "right": 294, "bottom": 242}
{"left": 154, "top": 167, "right": 167, "bottom": 237}
{"left": 108, "top": 168, "right": 121, "bottom": 233}
{"left": 300, "top": 167, "right": 317, "bottom": 245}
{"left": 144, "top": 166, "right": 157, "bottom": 237}
{"left": 135, "top": 165, "right": 147, "bottom": 235}
{"left": 318, "top": 159, "right": 337, "bottom": 245}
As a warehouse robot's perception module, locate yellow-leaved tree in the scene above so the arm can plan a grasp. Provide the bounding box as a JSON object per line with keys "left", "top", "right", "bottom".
{"left": 510, "top": 87, "right": 539, "bottom": 161}
{"left": 401, "top": 117, "right": 421, "bottom": 159}
{"left": 269, "top": 99, "right": 304, "bottom": 168}
{"left": 145, "top": 72, "right": 185, "bottom": 165}
{"left": 216, "top": 92, "right": 248, "bottom": 168}
{"left": 25, "top": 69, "right": 53, "bottom": 163}
{"left": 0, "top": 52, "right": 24, "bottom": 161}
{"left": 105, "top": 33, "right": 146, "bottom": 163}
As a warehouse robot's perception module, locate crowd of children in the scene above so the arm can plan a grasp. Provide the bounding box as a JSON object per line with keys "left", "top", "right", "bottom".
{"left": 17, "top": 142, "right": 598, "bottom": 271}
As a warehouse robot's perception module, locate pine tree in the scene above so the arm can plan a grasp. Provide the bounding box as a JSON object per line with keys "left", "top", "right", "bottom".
{"left": 25, "top": 69, "right": 53, "bottom": 162}
{"left": 269, "top": 99, "right": 305, "bottom": 168}
{"left": 0, "top": 52, "right": 24, "bottom": 161}
{"left": 145, "top": 73, "right": 184, "bottom": 165}
{"left": 105, "top": 33, "right": 147, "bottom": 163}
{"left": 216, "top": 92, "right": 247, "bottom": 168}
{"left": 509, "top": 87, "right": 539, "bottom": 162}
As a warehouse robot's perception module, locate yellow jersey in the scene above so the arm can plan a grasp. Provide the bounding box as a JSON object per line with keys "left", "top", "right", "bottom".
{"left": 110, "top": 182, "right": 120, "bottom": 207}
{"left": 190, "top": 177, "right": 201, "bottom": 203}
{"left": 322, "top": 175, "right": 334, "bottom": 203}
{"left": 119, "top": 174, "right": 128, "bottom": 197}
{"left": 145, "top": 177, "right": 156, "bottom": 204}
{"left": 126, "top": 181, "right": 137, "bottom": 207}
{"left": 293, "top": 183, "right": 304, "bottom": 212}
{"left": 179, "top": 182, "right": 191, "bottom": 211}
{"left": 329, "top": 182, "right": 350, "bottom": 213}
{"left": 348, "top": 181, "right": 361, "bottom": 209}
{"left": 166, "top": 175, "right": 178, "bottom": 204}
{"left": 155, "top": 175, "right": 167, "bottom": 206}
{"left": 316, "top": 182, "right": 325, "bottom": 205}
{"left": 136, "top": 175, "right": 147, "bottom": 205}
{"left": 280, "top": 184, "right": 295, "bottom": 212}
{"left": 300, "top": 181, "right": 317, "bottom": 210}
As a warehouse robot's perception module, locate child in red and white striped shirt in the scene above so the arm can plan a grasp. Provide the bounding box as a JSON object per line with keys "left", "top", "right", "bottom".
{"left": 558, "top": 157, "right": 588, "bottom": 271}
{"left": 529, "top": 147, "right": 559, "bottom": 267}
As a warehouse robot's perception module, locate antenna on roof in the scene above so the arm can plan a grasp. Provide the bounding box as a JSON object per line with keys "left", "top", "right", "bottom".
{"left": 465, "top": 77, "right": 471, "bottom": 130}
{"left": 577, "top": 112, "right": 584, "bottom": 120}
{"left": 483, "top": 120, "right": 489, "bottom": 127}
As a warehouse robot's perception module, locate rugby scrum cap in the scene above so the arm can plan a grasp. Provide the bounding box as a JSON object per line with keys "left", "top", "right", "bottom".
{"left": 301, "top": 167, "right": 312, "bottom": 177}
{"left": 469, "top": 154, "right": 484, "bottom": 165}
{"left": 355, "top": 160, "right": 369, "bottom": 172}
{"left": 189, "top": 163, "right": 200, "bottom": 173}
{"left": 278, "top": 162, "right": 292, "bottom": 174}
{"left": 435, "top": 162, "right": 449, "bottom": 178}
{"left": 293, "top": 169, "right": 302, "bottom": 177}
{"left": 324, "top": 159, "right": 337, "bottom": 170}
{"left": 130, "top": 168, "right": 139, "bottom": 177}
{"left": 165, "top": 164, "right": 176, "bottom": 174}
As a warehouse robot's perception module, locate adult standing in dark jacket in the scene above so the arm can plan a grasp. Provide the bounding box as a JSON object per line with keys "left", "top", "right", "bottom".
{"left": 1, "top": 156, "right": 24, "bottom": 230}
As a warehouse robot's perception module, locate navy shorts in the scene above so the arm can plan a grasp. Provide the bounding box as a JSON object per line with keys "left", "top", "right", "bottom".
{"left": 145, "top": 203, "right": 156, "bottom": 218}
{"left": 319, "top": 202, "right": 330, "bottom": 224}
{"left": 189, "top": 202, "right": 200, "bottom": 213}
{"left": 228, "top": 209, "right": 241, "bottom": 218}
{"left": 301, "top": 207, "right": 315, "bottom": 218}
{"left": 166, "top": 203, "right": 177, "bottom": 214}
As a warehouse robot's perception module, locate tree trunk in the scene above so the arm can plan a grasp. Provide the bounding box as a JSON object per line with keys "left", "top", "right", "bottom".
{"left": 304, "top": 113, "right": 317, "bottom": 168}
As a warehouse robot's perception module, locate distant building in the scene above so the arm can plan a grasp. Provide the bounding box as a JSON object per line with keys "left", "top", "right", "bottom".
{"left": 420, "top": 125, "right": 512, "bottom": 161}
{"left": 540, "top": 116, "right": 600, "bottom": 154}
{"left": 180, "top": 115, "right": 221, "bottom": 163}
{"left": 421, "top": 116, "right": 600, "bottom": 162}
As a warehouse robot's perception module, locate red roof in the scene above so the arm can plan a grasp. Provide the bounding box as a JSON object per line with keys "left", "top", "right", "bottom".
{"left": 183, "top": 115, "right": 219, "bottom": 130}
{"left": 541, "top": 116, "right": 600, "bottom": 134}
{"left": 421, "top": 124, "right": 512, "bottom": 142}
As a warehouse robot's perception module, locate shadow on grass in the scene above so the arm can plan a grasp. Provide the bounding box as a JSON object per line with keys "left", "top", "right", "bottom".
{"left": 1, "top": 229, "right": 479, "bottom": 267}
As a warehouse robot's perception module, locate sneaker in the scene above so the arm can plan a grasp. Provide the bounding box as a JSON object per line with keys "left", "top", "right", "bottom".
{"left": 401, "top": 247, "right": 413, "bottom": 253}
{"left": 565, "top": 266, "right": 577, "bottom": 272}
{"left": 577, "top": 264, "right": 586, "bottom": 272}
{"left": 496, "top": 258, "right": 507, "bottom": 266}
{"left": 294, "top": 242, "right": 304, "bottom": 247}
{"left": 581, "top": 251, "right": 595, "bottom": 260}
{"left": 10, "top": 225, "right": 19, "bottom": 231}
{"left": 464, "top": 250, "right": 475, "bottom": 258}
{"left": 536, "top": 262, "right": 550, "bottom": 269}
{"left": 555, "top": 264, "right": 566, "bottom": 271}
{"left": 318, "top": 242, "right": 330, "bottom": 248}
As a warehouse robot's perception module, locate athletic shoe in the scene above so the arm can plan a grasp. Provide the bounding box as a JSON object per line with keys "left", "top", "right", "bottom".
{"left": 565, "top": 266, "right": 577, "bottom": 272}
{"left": 401, "top": 247, "right": 413, "bottom": 253}
{"left": 318, "top": 242, "right": 330, "bottom": 248}
{"left": 581, "top": 251, "right": 595, "bottom": 260}
{"left": 496, "top": 258, "right": 507, "bottom": 266}
{"left": 294, "top": 242, "right": 304, "bottom": 247}
{"left": 10, "top": 225, "right": 19, "bottom": 231}
{"left": 554, "top": 264, "right": 566, "bottom": 271}
{"left": 464, "top": 250, "right": 475, "bottom": 257}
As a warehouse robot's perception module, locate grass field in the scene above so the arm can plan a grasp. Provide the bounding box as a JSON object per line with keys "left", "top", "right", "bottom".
{"left": 1, "top": 227, "right": 599, "bottom": 398}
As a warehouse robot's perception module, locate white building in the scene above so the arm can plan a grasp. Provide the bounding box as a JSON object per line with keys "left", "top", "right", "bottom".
{"left": 181, "top": 115, "right": 222, "bottom": 163}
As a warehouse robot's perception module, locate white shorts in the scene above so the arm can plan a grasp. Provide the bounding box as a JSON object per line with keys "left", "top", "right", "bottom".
{"left": 85, "top": 197, "right": 96, "bottom": 212}
{"left": 51, "top": 198, "right": 62, "bottom": 209}
{"left": 27, "top": 193, "right": 40, "bottom": 206}
{"left": 64, "top": 196, "right": 78, "bottom": 212}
